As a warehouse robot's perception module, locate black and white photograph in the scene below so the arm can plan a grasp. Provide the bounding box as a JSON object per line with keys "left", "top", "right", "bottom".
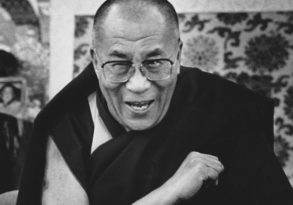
{"left": 0, "top": 77, "right": 26, "bottom": 118}
{"left": 0, "top": 0, "right": 293, "bottom": 204}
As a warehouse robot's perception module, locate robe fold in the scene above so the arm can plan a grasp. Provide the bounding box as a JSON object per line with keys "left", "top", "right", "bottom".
{"left": 17, "top": 64, "right": 293, "bottom": 205}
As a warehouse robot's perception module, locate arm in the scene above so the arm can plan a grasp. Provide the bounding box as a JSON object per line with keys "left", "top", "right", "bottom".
{"left": 133, "top": 152, "right": 224, "bottom": 205}
{"left": 132, "top": 185, "right": 175, "bottom": 205}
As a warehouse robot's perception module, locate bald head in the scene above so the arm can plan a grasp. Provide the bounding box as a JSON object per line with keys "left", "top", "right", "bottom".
{"left": 90, "top": 0, "right": 182, "bottom": 131}
{"left": 92, "top": 0, "right": 179, "bottom": 46}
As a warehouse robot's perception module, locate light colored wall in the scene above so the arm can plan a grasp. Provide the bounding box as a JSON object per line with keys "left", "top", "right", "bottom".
{"left": 49, "top": 0, "right": 293, "bottom": 98}
{"left": 75, "top": 0, "right": 293, "bottom": 14}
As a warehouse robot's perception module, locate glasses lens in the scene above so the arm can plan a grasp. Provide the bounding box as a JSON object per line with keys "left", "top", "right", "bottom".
{"left": 103, "top": 61, "right": 131, "bottom": 82}
{"left": 102, "top": 59, "right": 173, "bottom": 82}
{"left": 143, "top": 59, "right": 172, "bottom": 81}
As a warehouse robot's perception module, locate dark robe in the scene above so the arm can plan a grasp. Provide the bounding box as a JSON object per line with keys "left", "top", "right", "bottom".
{"left": 17, "top": 64, "right": 293, "bottom": 205}
{"left": 0, "top": 113, "right": 19, "bottom": 193}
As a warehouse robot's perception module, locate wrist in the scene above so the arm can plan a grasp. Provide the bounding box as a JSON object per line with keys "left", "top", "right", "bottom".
{"left": 133, "top": 184, "right": 178, "bottom": 205}
{"left": 158, "top": 181, "right": 180, "bottom": 204}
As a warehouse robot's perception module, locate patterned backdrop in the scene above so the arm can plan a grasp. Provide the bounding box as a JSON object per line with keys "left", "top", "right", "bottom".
{"left": 74, "top": 12, "right": 293, "bottom": 186}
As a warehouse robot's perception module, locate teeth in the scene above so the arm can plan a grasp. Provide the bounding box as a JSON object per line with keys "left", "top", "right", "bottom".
{"left": 126, "top": 100, "right": 153, "bottom": 112}
{"left": 130, "top": 104, "right": 148, "bottom": 110}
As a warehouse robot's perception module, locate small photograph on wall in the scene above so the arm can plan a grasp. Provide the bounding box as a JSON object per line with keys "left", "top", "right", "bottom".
{"left": 0, "top": 77, "right": 26, "bottom": 119}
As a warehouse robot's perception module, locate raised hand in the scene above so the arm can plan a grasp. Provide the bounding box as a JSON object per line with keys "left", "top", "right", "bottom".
{"left": 162, "top": 151, "right": 224, "bottom": 201}
{"left": 133, "top": 151, "right": 224, "bottom": 205}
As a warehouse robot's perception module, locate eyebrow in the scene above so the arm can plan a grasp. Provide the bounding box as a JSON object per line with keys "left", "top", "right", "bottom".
{"left": 145, "top": 48, "right": 165, "bottom": 58}
{"left": 108, "top": 50, "right": 129, "bottom": 59}
{"left": 108, "top": 48, "right": 166, "bottom": 59}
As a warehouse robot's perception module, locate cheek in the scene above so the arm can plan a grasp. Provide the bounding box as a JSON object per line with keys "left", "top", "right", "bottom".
{"left": 99, "top": 80, "right": 123, "bottom": 108}
{"left": 4, "top": 93, "right": 12, "bottom": 99}
{"left": 155, "top": 79, "right": 177, "bottom": 101}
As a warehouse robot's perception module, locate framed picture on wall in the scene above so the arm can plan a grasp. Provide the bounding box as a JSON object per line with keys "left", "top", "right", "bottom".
{"left": 0, "top": 77, "right": 27, "bottom": 119}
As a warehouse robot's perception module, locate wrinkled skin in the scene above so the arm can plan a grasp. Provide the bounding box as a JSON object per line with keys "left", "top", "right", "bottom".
{"left": 91, "top": 4, "right": 182, "bottom": 131}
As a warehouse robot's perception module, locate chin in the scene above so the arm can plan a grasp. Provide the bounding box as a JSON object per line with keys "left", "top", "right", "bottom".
{"left": 125, "top": 119, "right": 157, "bottom": 131}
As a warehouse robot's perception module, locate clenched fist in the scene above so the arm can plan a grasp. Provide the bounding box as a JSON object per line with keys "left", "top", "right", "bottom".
{"left": 162, "top": 151, "right": 224, "bottom": 202}
{"left": 133, "top": 151, "right": 224, "bottom": 205}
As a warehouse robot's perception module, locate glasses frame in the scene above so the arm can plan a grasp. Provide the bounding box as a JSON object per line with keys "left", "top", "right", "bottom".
{"left": 100, "top": 58, "right": 175, "bottom": 83}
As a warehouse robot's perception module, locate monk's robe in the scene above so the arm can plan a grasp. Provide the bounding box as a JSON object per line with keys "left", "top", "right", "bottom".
{"left": 17, "top": 64, "right": 293, "bottom": 205}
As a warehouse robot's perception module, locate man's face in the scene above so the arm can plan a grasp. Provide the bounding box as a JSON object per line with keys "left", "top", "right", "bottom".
{"left": 92, "top": 5, "right": 182, "bottom": 131}
{"left": 2, "top": 86, "right": 14, "bottom": 104}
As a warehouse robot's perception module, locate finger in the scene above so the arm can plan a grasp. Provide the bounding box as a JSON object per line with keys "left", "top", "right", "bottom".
{"left": 215, "top": 179, "right": 219, "bottom": 186}
{"left": 190, "top": 160, "right": 224, "bottom": 177}
{"left": 205, "top": 166, "right": 221, "bottom": 181}
{"left": 188, "top": 152, "right": 223, "bottom": 167}
{"left": 189, "top": 156, "right": 224, "bottom": 172}
{"left": 196, "top": 164, "right": 220, "bottom": 183}
{"left": 182, "top": 153, "right": 224, "bottom": 175}
{"left": 192, "top": 152, "right": 220, "bottom": 161}
{"left": 196, "top": 153, "right": 223, "bottom": 166}
{"left": 200, "top": 153, "right": 220, "bottom": 161}
{"left": 193, "top": 155, "right": 223, "bottom": 168}
{"left": 202, "top": 177, "right": 219, "bottom": 190}
{"left": 185, "top": 160, "right": 223, "bottom": 175}
{"left": 207, "top": 164, "right": 224, "bottom": 175}
{"left": 203, "top": 158, "right": 224, "bottom": 172}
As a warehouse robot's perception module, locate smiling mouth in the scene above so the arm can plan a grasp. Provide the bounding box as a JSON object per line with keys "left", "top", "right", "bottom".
{"left": 125, "top": 100, "right": 154, "bottom": 112}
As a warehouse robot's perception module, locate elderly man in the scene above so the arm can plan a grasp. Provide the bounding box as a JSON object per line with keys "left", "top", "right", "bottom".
{"left": 17, "top": 0, "right": 293, "bottom": 204}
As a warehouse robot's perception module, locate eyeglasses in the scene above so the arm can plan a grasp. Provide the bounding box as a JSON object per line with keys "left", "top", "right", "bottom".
{"left": 100, "top": 59, "right": 174, "bottom": 83}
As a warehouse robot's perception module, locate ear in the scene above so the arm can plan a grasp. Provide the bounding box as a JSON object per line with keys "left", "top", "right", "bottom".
{"left": 90, "top": 48, "right": 98, "bottom": 68}
{"left": 176, "top": 39, "right": 183, "bottom": 74}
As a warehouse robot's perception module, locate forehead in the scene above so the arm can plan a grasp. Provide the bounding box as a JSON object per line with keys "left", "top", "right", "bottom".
{"left": 94, "top": 4, "right": 178, "bottom": 57}
{"left": 102, "top": 4, "right": 167, "bottom": 34}
{"left": 3, "top": 86, "right": 13, "bottom": 91}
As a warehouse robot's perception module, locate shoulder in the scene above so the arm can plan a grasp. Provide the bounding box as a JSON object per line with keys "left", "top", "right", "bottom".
{"left": 178, "top": 66, "right": 274, "bottom": 113}
{"left": 177, "top": 66, "right": 275, "bottom": 144}
{"left": 34, "top": 63, "right": 98, "bottom": 132}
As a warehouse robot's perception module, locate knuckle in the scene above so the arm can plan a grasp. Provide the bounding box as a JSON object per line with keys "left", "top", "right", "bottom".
{"left": 198, "top": 174, "right": 205, "bottom": 181}
{"left": 198, "top": 170, "right": 207, "bottom": 180}
{"left": 187, "top": 152, "right": 198, "bottom": 161}
{"left": 190, "top": 151, "right": 198, "bottom": 157}
{"left": 187, "top": 157, "right": 199, "bottom": 167}
{"left": 186, "top": 152, "right": 193, "bottom": 158}
{"left": 185, "top": 158, "right": 195, "bottom": 168}
{"left": 196, "top": 162, "right": 206, "bottom": 170}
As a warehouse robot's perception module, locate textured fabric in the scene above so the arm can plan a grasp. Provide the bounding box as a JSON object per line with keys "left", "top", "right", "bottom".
{"left": 0, "top": 113, "right": 19, "bottom": 193}
{"left": 88, "top": 92, "right": 112, "bottom": 154}
{"left": 17, "top": 64, "right": 293, "bottom": 205}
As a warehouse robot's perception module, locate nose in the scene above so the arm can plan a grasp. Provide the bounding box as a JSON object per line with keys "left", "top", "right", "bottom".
{"left": 126, "top": 67, "right": 151, "bottom": 93}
